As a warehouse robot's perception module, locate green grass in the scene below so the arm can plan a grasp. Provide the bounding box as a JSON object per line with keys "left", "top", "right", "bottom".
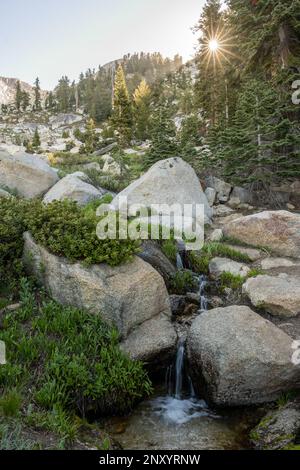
{"left": 170, "top": 271, "right": 197, "bottom": 295}
{"left": 220, "top": 272, "right": 245, "bottom": 290}
{"left": 188, "top": 242, "right": 252, "bottom": 275}
{"left": 0, "top": 279, "right": 152, "bottom": 448}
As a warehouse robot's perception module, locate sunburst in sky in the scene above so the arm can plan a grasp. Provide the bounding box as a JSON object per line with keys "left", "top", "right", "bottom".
{"left": 201, "top": 23, "right": 238, "bottom": 73}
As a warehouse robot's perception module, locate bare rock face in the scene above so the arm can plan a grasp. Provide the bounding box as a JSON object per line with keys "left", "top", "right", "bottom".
{"left": 0, "top": 150, "right": 59, "bottom": 199}
{"left": 223, "top": 211, "right": 300, "bottom": 259}
{"left": 23, "top": 232, "right": 176, "bottom": 364}
{"left": 112, "top": 157, "right": 213, "bottom": 224}
{"left": 243, "top": 274, "right": 300, "bottom": 318}
{"left": 43, "top": 172, "right": 105, "bottom": 206}
{"left": 205, "top": 176, "right": 232, "bottom": 203}
{"left": 209, "top": 257, "right": 250, "bottom": 278}
{"left": 187, "top": 306, "right": 300, "bottom": 406}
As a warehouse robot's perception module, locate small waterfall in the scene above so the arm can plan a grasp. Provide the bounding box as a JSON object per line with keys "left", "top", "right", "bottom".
{"left": 176, "top": 253, "right": 184, "bottom": 270}
{"left": 175, "top": 338, "right": 185, "bottom": 399}
{"left": 160, "top": 338, "right": 212, "bottom": 424}
{"left": 199, "top": 274, "right": 208, "bottom": 311}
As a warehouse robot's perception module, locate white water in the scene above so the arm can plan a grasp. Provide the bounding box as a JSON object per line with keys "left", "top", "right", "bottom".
{"left": 157, "top": 337, "right": 217, "bottom": 425}
{"left": 176, "top": 253, "right": 184, "bottom": 270}
{"left": 199, "top": 274, "right": 208, "bottom": 310}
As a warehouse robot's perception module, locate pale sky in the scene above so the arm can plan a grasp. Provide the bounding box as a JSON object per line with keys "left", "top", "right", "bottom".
{"left": 1, "top": 0, "right": 206, "bottom": 90}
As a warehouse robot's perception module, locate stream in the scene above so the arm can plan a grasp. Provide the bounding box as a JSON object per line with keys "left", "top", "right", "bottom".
{"left": 104, "top": 263, "right": 260, "bottom": 450}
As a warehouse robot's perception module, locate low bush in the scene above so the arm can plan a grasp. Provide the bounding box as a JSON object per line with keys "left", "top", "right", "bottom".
{"left": 0, "top": 280, "right": 152, "bottom": 421}
{"left": 25, "top": 200, "right": 139, "bottom": 266}
{"left": 170, "top": 271, "right": 197, "bottom": 295}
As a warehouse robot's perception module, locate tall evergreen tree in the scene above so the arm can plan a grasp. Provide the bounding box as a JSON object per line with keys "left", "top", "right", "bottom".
{"left": 15, "top": 81, "right": 22, "bottom": 111}
{"left": 34, "top": 77, "right": 42, "bottom": 111}
{"left": 133, "top": 79, "right": 151, "bottom": 140}
{"left": 32, "top": 128, "right": 41, "bottom": 150}
{"left": 145, "top": 101, "right": 178, "bottom": 167}
{"left": 21, "top": 90, "right": 30, "bottom": 111}
{"left": 111, "top": 65, "right": 133, "bottom": 145}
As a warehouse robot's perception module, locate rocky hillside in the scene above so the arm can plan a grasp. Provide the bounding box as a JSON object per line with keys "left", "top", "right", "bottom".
{"left": 0, "top": 76, "right": 47, "bottom": 107}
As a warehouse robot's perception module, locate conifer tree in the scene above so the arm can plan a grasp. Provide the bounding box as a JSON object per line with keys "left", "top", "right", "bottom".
{"left": 15, "top": 81, "right": 22, "bottom": 111}
{"left": 34, "top": 77, "right": 42, "bottom": 111}
{"left": 133, "top": 79, "right": 151, "bottom": 140}
{"left": 111, "top": 65, "right": 133, "bottom": 145}
{"left": 21, "top": 91, "right": 30, "bottom": 111}
{"left": 32, "top": 128, "right": 41, "bottom": 150}
{"left": 145, "top": 101, "right": 178, "bottom": 167}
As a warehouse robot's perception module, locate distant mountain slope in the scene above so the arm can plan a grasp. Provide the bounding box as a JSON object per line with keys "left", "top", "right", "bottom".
{"left": 0, "top": 77, "right": 47, "bottom": 106}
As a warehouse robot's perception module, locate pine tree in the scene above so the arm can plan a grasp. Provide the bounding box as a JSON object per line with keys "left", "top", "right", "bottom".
{"left": 21, "top": 91, "right": 30, "bottom": 111}
{"left": 133, "top": 79, "right": 151, "bottom": 140}
{"left": 34, "top": 77, "right": 42, "bottom": 111}
{"left": 111, "top": 65, "right": 133, "bottom": 145}
{"left": 145, "top": 101, "right": 178, "bottom": 167}
{"left": 194, "top": 0, "right": 230, "bottom": 127}
{"left": 32, "top": 128, "right": 41, "bottom": 150}
{"left": 15, "top": 81, "right": 22, "bottom": 111}
{"left": 81, "top": 119, "right": 98, "bottom": 154}
{"left": 55, "top": 76, "right": 72, "bottom": 112}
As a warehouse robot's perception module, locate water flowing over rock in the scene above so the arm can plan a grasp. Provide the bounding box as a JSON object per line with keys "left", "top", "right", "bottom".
{"left": 112, "top": 157, "right": 213, "bottom": 224}
{"left": 23, "top": 232, "right": 174, "bottom": 364}
{"left": 187, "top": 306, "right": 300, "bottom": 406}
{"left": 43, "top": 171, "right": 105, "bottom": 206}
{"left": 243, "top": 274, "right": 300, "bottom": 318}
{"left": 0, "top": 149, "right": 59, "bottom": 199}
{"left": 223, "top": 211, "right": 300, "bottom": 259}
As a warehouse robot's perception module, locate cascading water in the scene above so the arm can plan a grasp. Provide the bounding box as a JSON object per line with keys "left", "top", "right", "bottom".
{"left": 176, "top": 253, "right": 184, "bottom": 270}
{"left": 153, "top": 338, "right": 215, "bottom": 425}
{"left": 199, "top": 274, "right": 208, "bottom": 311}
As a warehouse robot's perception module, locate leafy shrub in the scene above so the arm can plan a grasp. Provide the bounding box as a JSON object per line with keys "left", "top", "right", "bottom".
{"left": 0, "top": 198, "right": 31, "bottom": 288}
{"left": 170, "top": 271, "right": 197, "bottom": 295}
{"left": 161, "top": 239, "right": 177, "bottom": 263}
{"left": 25, "top": 200, "right": 139, "bottom": 266}
{"left": 220, "top": 272, "right": 244, "bottom": 290}
{"left": 0, "top": 283, "right": 152, "bottom": 419}
{"left": 0, "top": 389, "right": 22, "bottom": 417}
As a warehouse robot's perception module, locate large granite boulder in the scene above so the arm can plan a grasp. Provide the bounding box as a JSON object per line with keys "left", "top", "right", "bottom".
{"left": 43, "top": 172, "right": 105, "bottom": 206}
{"left": 0, "top": 150, "right": 59, "bottom": 199}
{"left": 209, "top": 257, "right": 250, "bottom": 278}
{"left": 243, "top": 274, "right": 300, "bottom": 318}
{"left": 250, "top": 400, "right": 300, "bottom": 450}
{"left": 112, "top": 157, "right": 212, "bottom": 224}
{"left": 23, "top": 232, "right": 176, "bottom": 364}
{"left": 187, "top": 306, "right": 300, "bottom": 406}
{"left": 205, "top": 176, "right": 232, "bottom": 203}
{"left": 223, "top": 211, "right": 300, "bottom": 259}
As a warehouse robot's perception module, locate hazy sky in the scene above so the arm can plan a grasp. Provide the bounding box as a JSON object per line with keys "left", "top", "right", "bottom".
{"left": 1, "top": 0, "right": 206, "bottom": 90}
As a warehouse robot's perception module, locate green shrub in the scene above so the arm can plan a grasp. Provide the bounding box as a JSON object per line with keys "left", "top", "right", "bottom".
{"left": 220, "top": 272, "right": 245, "bottom": 290}
{"left": 161, "top": 239, "right": 177, "bottom": 263}
{"left": 0, "top": 389, "right": 22, "bottom": 417}
{"left": 25, "top": 200, "right": 139, "bottom": 266}
{"left": 0, "top": 286, "right": 152, "bottom": 418}
{"left": 0, "top": 198, "right": 31, "bottom": 288}
{"left": 170, "top": 271, "right": 197, "bottom": 295}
